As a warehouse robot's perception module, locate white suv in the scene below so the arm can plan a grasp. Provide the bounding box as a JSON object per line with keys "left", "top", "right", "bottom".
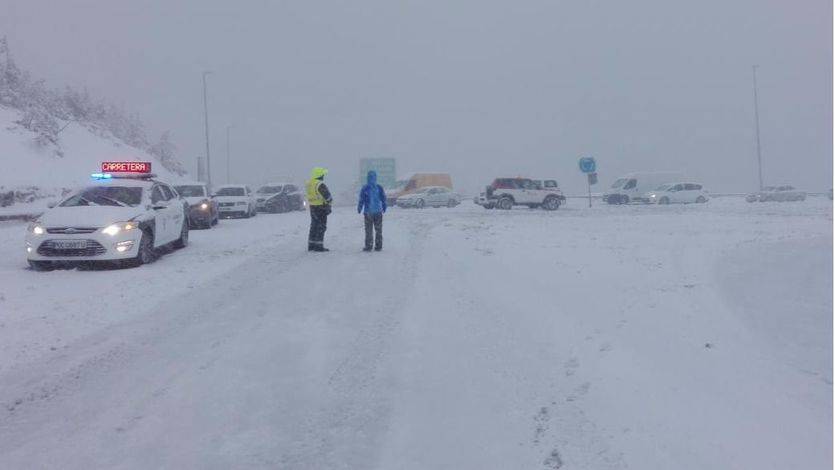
{"left": 645, "top": 182, "right": 709, "bottom": 204}
{"left": 213, "top": 185, "right": 257, "bottom": 218}
{"left": 476, "top": 177, "right": 565, "bottom": 210}
{"left": 26, "top": 176, "right": 189, "bottom": 270}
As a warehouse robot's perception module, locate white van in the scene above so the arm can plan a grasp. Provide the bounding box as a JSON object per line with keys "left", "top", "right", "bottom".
{"left": 603, "top": 172, "right": 685, "bottom": 204}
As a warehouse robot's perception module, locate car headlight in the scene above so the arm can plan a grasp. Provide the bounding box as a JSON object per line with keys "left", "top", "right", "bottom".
{"left": 28, "top": 222, "right": 45, "bottom": 235}
{"left": 102, "top": 221, "right": 138, "bottom": 236}
{"left": 648, "top": 194, "right": 657, "bottom": 199}
{"left": 200, "top": 202, "right": 209, "bottom": 210}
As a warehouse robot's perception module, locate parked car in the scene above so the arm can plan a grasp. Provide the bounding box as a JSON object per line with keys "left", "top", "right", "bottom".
{"left": 26, "top": 174, "right": 189, "bottom": 270}
{"left": 397, "top": 186, "right": 462, "bottom": 208}
{"left": 213, "top": 184, "right": 258, "bottom": 218}
{"left": 389, "top": 173, "right": 453, "bottom": 206}
{"left": 255, "top": 183, "right": 305, "bottom": 213}
{"left": 645, "top": 182, "right": 709, "bottom": 204}
{"left": 603, "top": 172, "right": 685, "bottom": 204}
{"left": 174, "top": 182, "right": 219, "bottom": 229}
{"left": 746, "top": 185, "right": 807, "bottom": 202}
{"left": 476, "top": 177, "right": 565, "bottom": 210}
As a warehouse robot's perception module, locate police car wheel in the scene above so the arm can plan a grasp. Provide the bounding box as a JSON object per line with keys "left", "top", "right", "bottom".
{"left": 28, "top": 260, "right": 55, "bottom": 271}
{"left": 128, "top": 232, "right": 156, "bottom": 267}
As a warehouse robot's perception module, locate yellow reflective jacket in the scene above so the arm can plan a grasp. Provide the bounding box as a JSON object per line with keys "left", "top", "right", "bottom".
{"left": 306, "top": 179, "right": 326, "bottom": 206}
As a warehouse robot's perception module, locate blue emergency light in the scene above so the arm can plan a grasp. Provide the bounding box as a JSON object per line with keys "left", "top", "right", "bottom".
{"left": 91, "top": 173, "right": 113, "bottom": 180}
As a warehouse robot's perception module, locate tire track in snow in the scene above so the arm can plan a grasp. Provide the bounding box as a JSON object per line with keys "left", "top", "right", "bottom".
{"left": 276, "top": 216, "right": 433, "bottom": 470}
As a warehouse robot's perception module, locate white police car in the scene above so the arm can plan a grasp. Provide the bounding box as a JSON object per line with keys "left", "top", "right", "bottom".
{"left": 25, "top": 166, "right": 189, "bottom": 270}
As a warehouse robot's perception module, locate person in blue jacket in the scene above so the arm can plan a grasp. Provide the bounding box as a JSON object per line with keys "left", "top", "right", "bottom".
{"left": 357, "top": 170, "right": 387, "bottom": 251}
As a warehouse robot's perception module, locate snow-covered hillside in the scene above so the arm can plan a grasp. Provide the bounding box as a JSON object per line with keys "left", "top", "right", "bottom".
{"left": 0, "top": 105, "right": 186, "bottom": 202}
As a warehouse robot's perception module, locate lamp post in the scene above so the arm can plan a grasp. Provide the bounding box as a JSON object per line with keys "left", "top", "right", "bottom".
{"left": 226, "top": 125, "right": 234, "bottom": 183}
{"left": 752, "top": 65, "right": 764, "bottom": 191}
{"left": 202, "top": 71, "right": 213, "bottom": 186}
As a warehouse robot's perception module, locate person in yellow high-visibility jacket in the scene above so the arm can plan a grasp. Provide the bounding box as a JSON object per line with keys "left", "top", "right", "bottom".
{"left": 306, "top": 167, "right": 333, "bottom": 252}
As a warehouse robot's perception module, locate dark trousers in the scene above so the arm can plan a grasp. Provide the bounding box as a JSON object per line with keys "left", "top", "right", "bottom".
{"left": 364, "top": 212, "right": 383, "bottom": 249}
{"left": 309, "top": 206, "right": 329, "bottom": 248}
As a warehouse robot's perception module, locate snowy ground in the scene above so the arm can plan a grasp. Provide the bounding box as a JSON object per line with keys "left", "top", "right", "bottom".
{"left": 0, "top": 198, "right": 830, "bottom": 469}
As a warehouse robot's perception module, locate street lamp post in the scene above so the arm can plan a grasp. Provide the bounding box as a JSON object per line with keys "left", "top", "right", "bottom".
{"left": 202, "top": 71, "right": 213, "bottom": 187}
{"left": 752, "top": 65, "right": 764, "bottom": 191}
{"left": 226, "top": 125, "right": 234, "bottom": 184}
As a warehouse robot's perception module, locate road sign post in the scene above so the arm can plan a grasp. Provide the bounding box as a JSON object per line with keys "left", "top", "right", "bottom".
{"left": 578, "top": 157, "right": 597, "bottom": 208}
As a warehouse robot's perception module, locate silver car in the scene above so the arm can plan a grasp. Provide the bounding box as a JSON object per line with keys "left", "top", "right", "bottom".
{"left": 397, "top": 186, "right": 461, "bottom": 208}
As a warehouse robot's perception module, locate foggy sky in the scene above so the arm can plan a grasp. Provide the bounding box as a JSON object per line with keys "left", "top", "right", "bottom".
{"left": 1, "top": 0, "right": 831, "bottom": 195}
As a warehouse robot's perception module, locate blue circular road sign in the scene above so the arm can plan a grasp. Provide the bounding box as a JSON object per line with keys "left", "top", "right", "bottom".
{"left": 579, "top": 157, "right": 596, "bottom": 173}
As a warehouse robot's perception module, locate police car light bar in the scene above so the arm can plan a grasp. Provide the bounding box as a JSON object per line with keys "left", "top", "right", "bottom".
{"left": 91, "top": 173, "right": 113, "bottom": 180}
{"left": 101, "top": 161, "right": 152, "bottom": 173}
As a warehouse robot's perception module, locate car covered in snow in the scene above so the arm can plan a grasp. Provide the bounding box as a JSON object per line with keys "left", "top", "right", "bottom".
{"left": 745, "top": 185, "right": 807, "bottom": 202}
{"left": 644, "top": 182, "right": 709, "bottom": 204}
{"left": 213, "top": 184, "right": 257, "bottom": 218}
{"left": 475, "top": 177, "right": 565, "bottom": 210}
{"left": 255, "top": 183, "right": 305, "bottom": 213}
{"left": 174, "top": 182, "right": 218, "bottom": 229}
{"left": 26, "top": 175, "right": 189, "bottom": 270}
{"left": 397, "top": 186, "right": 461, "bottom": 208}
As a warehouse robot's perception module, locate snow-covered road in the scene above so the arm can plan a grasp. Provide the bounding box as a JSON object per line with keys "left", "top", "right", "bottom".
{"left": 0, "top": 199, "right": 831, "bottom": 469}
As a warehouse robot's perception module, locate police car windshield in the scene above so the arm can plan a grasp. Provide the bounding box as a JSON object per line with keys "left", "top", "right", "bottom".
{"left": 217, "top": 187, "right": 245, "bottom": 196}
{"left": 61, "top": 187, "right": 143, "bottom": 207}
{"left": 257, "top": 186, "right": 282, "bottom": 194}
{"left": 174, "top": 185, "right": 206, "bottom": 197}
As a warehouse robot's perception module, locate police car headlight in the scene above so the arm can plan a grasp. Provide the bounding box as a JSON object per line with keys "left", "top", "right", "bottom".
{"left": 102, "top": 222, "right": 137, "bottom": 236}
{"left": 200, "top": 202, "right": 209, "bottom": 210}
{"left": 29, "top": 223, "right": 45, "bottom": 235}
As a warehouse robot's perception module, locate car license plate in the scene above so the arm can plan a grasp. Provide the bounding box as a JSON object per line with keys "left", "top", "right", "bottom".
{"left": 53, "top": 239, "right": 87, "bottom": 249}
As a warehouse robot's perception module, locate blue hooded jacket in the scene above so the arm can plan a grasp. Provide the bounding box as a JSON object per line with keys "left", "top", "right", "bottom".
{"left": 357, "top": 170, "right": 387, "bottom": 214}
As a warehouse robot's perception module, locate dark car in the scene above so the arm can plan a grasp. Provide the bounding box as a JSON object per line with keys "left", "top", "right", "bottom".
{"left": 255, "top": 183, "right": 306, "bottom": 213}
{"left": 174, "top": 183, "right": 219, "bottom": 229}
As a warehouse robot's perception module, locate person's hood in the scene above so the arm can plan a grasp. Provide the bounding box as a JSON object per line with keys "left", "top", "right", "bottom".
{"left": 311, "top": 167, "right": 328, "bottom": 179}
{"left": 38, "top": 205, "right": 146, "bottom": 228}
{"left": 367, "top": 170, "right": 377, "bottom": 186}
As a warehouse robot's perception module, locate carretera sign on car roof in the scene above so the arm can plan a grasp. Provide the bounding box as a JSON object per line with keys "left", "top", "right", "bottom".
{"left": 101, "top": 161, "right": 152, "bottom": 173}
